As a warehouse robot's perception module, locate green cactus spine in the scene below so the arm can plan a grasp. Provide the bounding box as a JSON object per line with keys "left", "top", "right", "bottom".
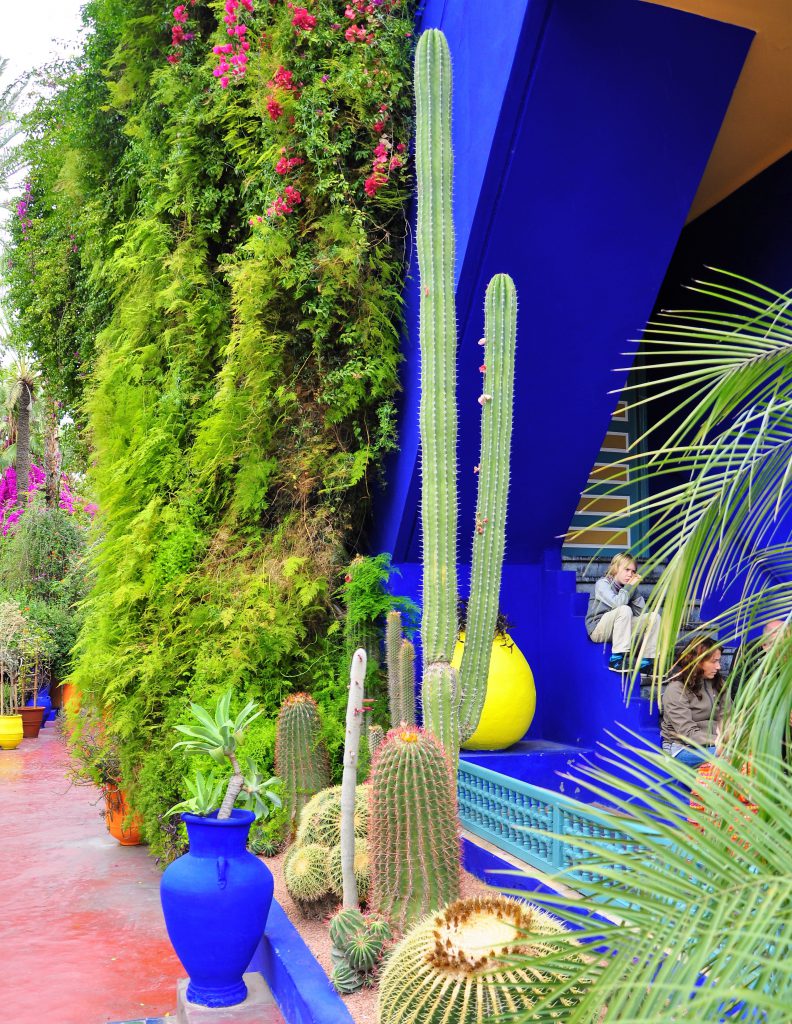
{"left": 378, "top": 894, "right": 593, "bottom": 1024}
{"left": 415, "top": 27, "right": 458, "bottom": 668}
{"left": 275, "top": 693, "right": 331, "bottom": 828}
{"left": 459, "top": 273, "right": 518, "bottom": 739}
{"left": 369, "top": 726, "right": 460, "bottom": 933}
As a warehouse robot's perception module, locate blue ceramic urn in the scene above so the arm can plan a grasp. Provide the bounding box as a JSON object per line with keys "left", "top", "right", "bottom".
{"left": 160, "top": 809, "right": 273, "bottom": 1007}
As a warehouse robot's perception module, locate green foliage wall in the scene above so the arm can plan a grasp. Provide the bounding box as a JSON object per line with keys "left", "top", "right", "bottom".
{"left": 3, "top": 0, "right": 415, "bottom": 859}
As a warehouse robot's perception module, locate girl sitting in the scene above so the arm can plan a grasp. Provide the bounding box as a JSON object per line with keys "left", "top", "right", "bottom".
{"left": 661, "top": 636, "right": 728, "bottom": 767}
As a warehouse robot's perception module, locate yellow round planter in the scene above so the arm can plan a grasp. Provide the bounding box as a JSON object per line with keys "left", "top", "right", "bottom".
{"left": 452, "top": 633, "right": 536, "bottom": 751}
{"left": 0, "top": 714, "right": 24, "bottom": 751}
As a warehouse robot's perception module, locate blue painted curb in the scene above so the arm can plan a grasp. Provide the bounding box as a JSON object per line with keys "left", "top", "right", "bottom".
{"left": 251, "top": 899, "right": 355, "bottom": 1024}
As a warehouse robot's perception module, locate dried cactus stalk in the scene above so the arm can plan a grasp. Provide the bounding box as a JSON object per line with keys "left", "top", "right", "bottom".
{"left": 369, "top": 726, "right": 460, "bottom": 934}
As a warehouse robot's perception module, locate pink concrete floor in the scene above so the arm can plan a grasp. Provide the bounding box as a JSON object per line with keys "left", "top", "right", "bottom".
{"left": 1, "top": 727, "right": 183, "bottom": 1024}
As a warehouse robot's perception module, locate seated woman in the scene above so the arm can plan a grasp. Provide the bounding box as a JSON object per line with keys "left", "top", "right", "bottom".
{"left": 661, "top": 636, "right": 728, "bottom": 767}
{"left": 585, "top": 551, "right": 661, "bottom": 672}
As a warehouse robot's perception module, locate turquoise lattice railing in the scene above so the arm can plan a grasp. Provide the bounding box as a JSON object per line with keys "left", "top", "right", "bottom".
{"left": 457, "top": 759, "right": 651, "bottom": 885}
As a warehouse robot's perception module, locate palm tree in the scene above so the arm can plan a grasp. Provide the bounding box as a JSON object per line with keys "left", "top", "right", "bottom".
{"left": 4, "top": 355, "right": 38, "bottom": 501}
{"left": 507, "top": 272, "right": 792, "bottom": 1020}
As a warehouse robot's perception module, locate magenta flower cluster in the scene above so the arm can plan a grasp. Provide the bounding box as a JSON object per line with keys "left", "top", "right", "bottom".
{"left": 167, "top": 0, "right": 197, "bottom": 64}
{"left": 288, "top": 4, "right": 317, "bottom": 32}
{"left": 16, "top": 183, "right": 33, "bottom": 235}
{"left": 0, "top": 465, "right": 97, "bottom": 536}
{"left": 213, "top": 0, "right": 254, "bottom": 87}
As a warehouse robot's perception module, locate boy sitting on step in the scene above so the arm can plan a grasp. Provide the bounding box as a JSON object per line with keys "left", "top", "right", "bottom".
{"left": 585, "top": 551, "right": 661, "bottom": 673}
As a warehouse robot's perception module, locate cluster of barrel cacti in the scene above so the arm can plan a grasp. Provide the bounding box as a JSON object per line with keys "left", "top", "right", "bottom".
{"left": 368, "top": 725, "right": 460, "bottom": 933}
{"left": 283, "top": 784, "right": 370, "bottom": 916}
{"left": 275, "top": 693, "right": 331, "bottom": 830}
{"left": 378, "top": 894, "right": 594, "bottom": 1023}
{"left": 328, "top": 906, "right": 392, "bottom": 994}
{"left": 414, "top": 29, "right": 518, "bottom": 761}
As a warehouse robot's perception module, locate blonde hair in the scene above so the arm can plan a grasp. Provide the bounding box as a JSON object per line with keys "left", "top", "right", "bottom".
{"left": 606, "top": 551, "right": 637, "bottom": 578}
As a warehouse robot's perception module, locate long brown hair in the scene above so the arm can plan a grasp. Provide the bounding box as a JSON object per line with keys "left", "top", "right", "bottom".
{"left": 672, "top": 636, "right": 724, "bottom": 694}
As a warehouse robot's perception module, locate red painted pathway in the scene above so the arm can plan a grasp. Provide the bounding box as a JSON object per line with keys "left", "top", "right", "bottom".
{"left": 1, "top": 728, "right": 182, "bottom": 1024}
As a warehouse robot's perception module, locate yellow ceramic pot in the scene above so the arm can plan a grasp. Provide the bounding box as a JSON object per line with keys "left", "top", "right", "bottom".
{"left": 0, "top": 714, "right": 24, "bottom": 751}
{"left": 452, "top": 633, "right": 536, "bottom": 751}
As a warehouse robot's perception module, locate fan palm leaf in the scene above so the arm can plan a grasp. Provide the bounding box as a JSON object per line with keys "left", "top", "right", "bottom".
{"left": 498, "top": 739, "right": 792, "bottom": 1023}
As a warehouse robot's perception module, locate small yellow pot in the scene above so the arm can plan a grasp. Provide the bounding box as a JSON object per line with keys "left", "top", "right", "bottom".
{"left": 452, "top": 633, "right": 536, "bottom": 751}
{"left": 0, "top": 714, "right": 24, "bottom": 751}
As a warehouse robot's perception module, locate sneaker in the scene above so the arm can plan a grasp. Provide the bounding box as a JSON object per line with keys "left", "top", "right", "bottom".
{"left": 608, "top": 654, "right": 626, "bottom": 672}
{"left": 639, "top": 658, "right": 653, "bottom": 673}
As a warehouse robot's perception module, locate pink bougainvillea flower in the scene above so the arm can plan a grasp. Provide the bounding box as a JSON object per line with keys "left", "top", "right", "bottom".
{"left": 267, "top": 98, "right": 283, "bottom": 120}
{"left": 291, "top": 7, "right": 317, "bottom": 31}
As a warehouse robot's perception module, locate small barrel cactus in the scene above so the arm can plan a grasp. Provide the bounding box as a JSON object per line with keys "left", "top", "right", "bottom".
{"left": 328, "top": 838, "right": 371, "bottom": 902}
{"left": 369, "top": 726, "right": 460, "bottom": 933}
{"left": 283, "top": 843, "right": 332, "bottom": 917}
{"left": 378, "top": 894, "right": 593, "bottom": 1023}
{"left": 297, "top": 784, "right": 369, "bottom": 849}
{"left": 329, "top": 907, "right": 367, "bottom": 950}
{"left": 328, "top": 906, "right": 392, "bottom": 994}
{"left": 275, "top": 693, "right": 331, "bottom": 828}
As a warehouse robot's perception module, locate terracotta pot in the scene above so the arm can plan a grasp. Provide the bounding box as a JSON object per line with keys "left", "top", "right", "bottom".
{"left": 18, "top": 706, "right": 45, "bottom": 739}
{"left": 103, "top": 784, "right": 143, "bottom": 846}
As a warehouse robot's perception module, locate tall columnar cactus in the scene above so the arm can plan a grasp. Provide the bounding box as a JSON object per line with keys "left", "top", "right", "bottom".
{"left": 377, "top": 894, "right": 595, "bottom": 1024}
{"left": 369, "top": 726, "right": 460, "bottom": 933}
{"left": 275, "top": 693, "right": 331, "bottom": 829}
{"left": 414, "top": 29, "right": 518, "bottom": 756}
{"left": 368, "top": 722, "right": 385, "bottom": 757}
{"left": 386, "top": 611, "right": 417, "bottom": 727}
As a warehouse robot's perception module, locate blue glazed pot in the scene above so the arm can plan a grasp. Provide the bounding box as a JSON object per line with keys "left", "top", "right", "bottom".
{"left": 27, "top": 691, "right": 53, "bottom": 717}
{"left": 160, "top": 809, "right": 273, "bottom": 1007}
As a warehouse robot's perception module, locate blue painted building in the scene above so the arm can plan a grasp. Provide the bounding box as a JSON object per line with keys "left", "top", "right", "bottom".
{"left": 372, "top": 0, "right": 792, "bottom": 870}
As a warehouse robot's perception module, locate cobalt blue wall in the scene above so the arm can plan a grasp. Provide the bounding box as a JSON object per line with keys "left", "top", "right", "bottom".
{"left": 372, "top": 0, "right": 752, "bottom": 751}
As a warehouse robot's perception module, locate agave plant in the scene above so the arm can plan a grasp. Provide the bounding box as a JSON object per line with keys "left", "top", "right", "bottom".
{"left": 568, "top": 271, "right": 792, "bottom": 758}
{"left": 502, "top": 738, "right": 791, "bottom": 1023}
{"left": 171, "top": 689, "right": 282, "bottom": 821}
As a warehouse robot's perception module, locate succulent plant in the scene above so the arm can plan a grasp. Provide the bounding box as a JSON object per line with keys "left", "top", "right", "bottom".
{"left": 328, "top": 906, "right": 392, "bottom": 995}
{"left": 275, "top": 693, "right": 331, "bottom": 828}
{"left": 328, "top": 838, "right": 371, "bottom": 902}
{"left": 378, "top": 894, "right": 593, "bottom": 1023}
{"left": 295, "top": 785, "right": 338, "bottom": 846}
{"left": 369, "top": 726, "right": 460, "bottom": 933}
{"left": 329, "top": 907, "right": 367, "bottom": 950}
{"left": 297, "top": 784, "right": 369, "bottom": 850}
{"left": 331, "top": 960, "right": 363, "bottom": 995}
{"left": 413, "top": 28, "right": 518, "bottom": 759}
{"left": 283, "top": 842, "right": 331, "bottom": 907}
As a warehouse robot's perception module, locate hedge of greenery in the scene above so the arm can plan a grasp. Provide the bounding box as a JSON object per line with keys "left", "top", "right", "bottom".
{"left": 3, "top": 0, "right": 415, "bottom": 859}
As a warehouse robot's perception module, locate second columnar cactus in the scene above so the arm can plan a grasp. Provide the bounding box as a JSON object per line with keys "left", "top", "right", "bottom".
{"left": 275, "top": 693, "right": 331, "bottom": 829}
{"left": 385, "top": 611, "right": 416, "bottom": 728}
{"left": 369, "top": 726, "right": 460, "bottom": 933}
{"left": 414, "top": 29, "right": 518, "bottom": 756}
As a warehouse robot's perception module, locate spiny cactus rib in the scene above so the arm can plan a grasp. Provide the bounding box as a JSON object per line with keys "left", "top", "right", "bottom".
{"left": 329, "top": 907, "right": 367, "bottom": 951}
{"left": 415, "top": 28, "right": 458, "bottom": 665}
{"left": 421, "top": 662, "right": 461, "bottom": 763}
{"left": 378, "top": 895, "right": 594, "bottom": 1024}
{"left": 386, "top": 611, "right": 403, "bottom": 728}
{"left": 398, "top": 640, "right": 416, "bottom": 725}
{"left": 459, "top": 273, "right": 518, "bottom": 739}
{"left": 346, "top": 930, "right": 384, "bottom": 974}
{"left": 283, "top": 843, "right": 331, "bottom": 904}
{"left": 369, "top": 726, "right": 460, "bottom": 934}
{"left": 368, "top": 722, "right": 385, "bottom": 758}
{"left": 331, "top": 961, "right": 364, "bottom": 995}
{"left": 275, "top": 693, "right": 331, "bottom": 827}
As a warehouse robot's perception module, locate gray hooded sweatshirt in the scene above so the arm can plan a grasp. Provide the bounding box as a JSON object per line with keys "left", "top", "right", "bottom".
{"left": 585, "top": 576, "right": 645, "bottom": 637}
